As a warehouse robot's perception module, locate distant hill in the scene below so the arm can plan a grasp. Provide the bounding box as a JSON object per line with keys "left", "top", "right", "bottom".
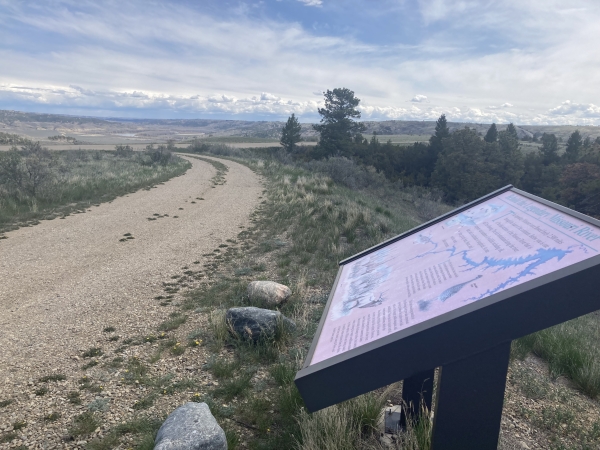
{"left": 361, "top": 120, "right": 600, "bottom": 142}
{"left": 0, "top": 110, "right": 110, "bottom": 126}
{"left": 0, "top": 110, "right": 598, "bottom": 143}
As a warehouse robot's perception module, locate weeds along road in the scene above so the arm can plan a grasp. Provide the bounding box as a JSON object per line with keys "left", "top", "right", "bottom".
{"left": 0, "top": 155, "right": 262, "bottom": 387}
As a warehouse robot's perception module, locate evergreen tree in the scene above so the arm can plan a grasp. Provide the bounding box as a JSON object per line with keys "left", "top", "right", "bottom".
{"left": 484, "top": 123, "right": 498, "bottom": 143}
{"left": 497, "top": 129, "right": 524, "bottom": 185}
{"left": 506, "top": 123, "right": 519, "bottom": 140}
{"left": 429, "top": 114, "right": 450, "bottom": 153}
{"left": 432, "top": 127, "right": 497, "bottom": 202}
{"left": 313, "top": 88, "right": 366, "bottom": 158}
{"left": 565, "top": 130, "right": 583, "bottom": 163}
{"left": 540, "top": 133, "right": 559, "bottom": 165}
{"left": 280, "top": 113, "right": 302, "bottom": 153}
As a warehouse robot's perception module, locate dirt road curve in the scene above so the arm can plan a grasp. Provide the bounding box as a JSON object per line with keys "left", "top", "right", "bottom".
{"left": 0, "top": 156, "right": 261, "bottom": 389}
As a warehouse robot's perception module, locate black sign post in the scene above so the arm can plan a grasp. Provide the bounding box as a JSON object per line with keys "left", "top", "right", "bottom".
{"left": 399, "top": 368, "right": 434, "bottom": 429}
{"left": 295, "top": 186, "right": 600, "bottom": 449}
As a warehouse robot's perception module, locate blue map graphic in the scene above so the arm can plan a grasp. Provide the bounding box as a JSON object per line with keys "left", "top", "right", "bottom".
{"left": 460, "top": 247, "right": 574, "bottom": 301}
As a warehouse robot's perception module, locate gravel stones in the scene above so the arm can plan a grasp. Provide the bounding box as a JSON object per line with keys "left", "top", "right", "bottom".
{"left": 226, "top": 306, "right": 296, "bottom": 342}
{"left": 154, "top": 402, "right": 227, "bottom": 450}
{"left": 247, "top": 281, "right": 291, "bottom": 306}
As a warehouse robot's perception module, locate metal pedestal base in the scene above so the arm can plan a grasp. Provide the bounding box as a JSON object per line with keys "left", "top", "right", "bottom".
{"left": 400, "top": 369, "right": 435, "bottom": 428}
{"left": 431, "top": 342, "right": 511, "bottom": 450}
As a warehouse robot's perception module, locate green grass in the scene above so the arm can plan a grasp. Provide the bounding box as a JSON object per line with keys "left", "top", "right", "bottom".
{"left": 214, "top": 372, "right": 254, "bottom": 401}
{"left": 166, "top": 149, "right": 434, "bottom": 449}
{"left": 34, "top": 386, "right": 48, "bottom": 396}
{"left": 38, "top": 373, "right": 66, "bottom": 382}
{"left": 82, "top": 347, "right": 103, "bottom": 358}
{"left": 208, "top": 357, "right": 241, "bottom": 379}
{"left": 12, "top": 420, "right": 26, "bottom": 431}
{"left": 69, "top": 411, "right": 100, "bottom": 436}
{"left": 172, "top": 149, "right": 430, "bottom": 449}
{"left": 67, "top": 391, "right": 82, "bottom": 405}
{"left": 0, "top": 432, "right": 18, "bottom": 443}
{"left": 513, "top": 313, "right": 600, "bottom": 398}
{"left": 44, "top": 412, "right": 61, "bottom": 422}
{"left": 157, "top": 314, "right": 187, "bottom": 331}
{"left": 123, "top": 358, "right": 149, "bottom": 384}
{"left": 0, "top": 149, "right": 191, "bottom": 233}
{"left": 133, "top": 393, "right": 158, "bottom": 410}
{"left": 269, "top": 361, "right": 297, "bottom": 386}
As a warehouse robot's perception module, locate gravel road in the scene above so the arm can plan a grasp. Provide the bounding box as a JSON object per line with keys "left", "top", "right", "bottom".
{"left": 0, "top": 155, "right": 261, "bottom": 391}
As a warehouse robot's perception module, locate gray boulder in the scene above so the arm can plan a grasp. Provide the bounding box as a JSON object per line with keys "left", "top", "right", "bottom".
{"left": 154, "top": 402, "right": 226, "bottom": 450}
{"left": 226, "top": 306, "right": 296, "bottom": 342}
{"left": 247, "top": 281, "right": 292, "bottom": 306}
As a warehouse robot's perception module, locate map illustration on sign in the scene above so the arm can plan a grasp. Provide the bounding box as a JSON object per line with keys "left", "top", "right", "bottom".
{"left": 309, "top": 191, "right": 600, "bottom": 366}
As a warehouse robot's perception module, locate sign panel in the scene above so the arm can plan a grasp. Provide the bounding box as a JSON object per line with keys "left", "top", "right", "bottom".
{"left": 309, "top": 190, "right": 600, "bottom": 366}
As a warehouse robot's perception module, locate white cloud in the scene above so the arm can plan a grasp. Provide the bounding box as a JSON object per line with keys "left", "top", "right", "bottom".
{"left": 260, "top": 92, "right": 280, "bottom": 102}
{"left": 298, "top": 0, "right": 323, "bottom": 6}
{"left": 487, "top": 103, "right": 513, "bottom": 110}
{"left": 549, "top": 100, "right": 600, "bottom": 117}
{"left": 411, "top": 94, "right": 428, "bottom": 103}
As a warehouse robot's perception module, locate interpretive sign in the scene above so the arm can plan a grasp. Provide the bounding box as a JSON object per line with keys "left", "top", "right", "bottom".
{"left": 310, "top": 188, "right": 600, "bottom": 366}
{"left": 295, "top": 186, "right": 600, "bottom": 449}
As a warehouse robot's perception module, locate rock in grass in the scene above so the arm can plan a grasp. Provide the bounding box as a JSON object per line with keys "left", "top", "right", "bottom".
{"left": 247, "top": 281, "right": 291, "bottom": 306}
{"left": 154, "top": 402, "right": 226, "bottom": 450}
{"left": 226, "top": 306, "right": 295, "bottom": 342}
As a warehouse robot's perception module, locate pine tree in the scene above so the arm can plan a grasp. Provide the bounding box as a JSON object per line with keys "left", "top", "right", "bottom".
{"left": 565, "top": 130, "right": 583, "bottom": 163}
{"left": 312, "top": 88, "right": 366, "bottom": 158}
{"left": 540, "top": 133, "right": 559, "bottom": 165}
{"left": 506, "top": 123, "right": 519, "bottom": 140}
{"left": 497, "top": 129, "right": 524, "bottom": 185}
{"left": 432, "top": 127, "right": 494, "bottom": 202}
{"left": 280, "top": 113, "right": 302, "bottom": 153}
{"left": 429, "top": 114, "right": 450, "bottom": 153}
{"left": 484, "top": 123, "right": 498, "bottom": 143}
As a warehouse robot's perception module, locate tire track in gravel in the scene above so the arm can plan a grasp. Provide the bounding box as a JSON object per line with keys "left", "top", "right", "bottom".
{"left": 0, "top": 155, "right": 262, "bottom": 389}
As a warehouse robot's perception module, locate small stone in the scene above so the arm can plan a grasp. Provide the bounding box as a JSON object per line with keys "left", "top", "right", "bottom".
{"left": 226, "top": 307, "right": 296, "bottom": 342}
{"left": 154, "top": 402, "right": 226, "bottom": 450}
{"left": 247, "top": 281, "right": 291, "bottom": 306}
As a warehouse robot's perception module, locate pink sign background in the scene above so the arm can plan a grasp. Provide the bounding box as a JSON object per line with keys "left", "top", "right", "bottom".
{"left": 310, "top": 191, "right": 600, "bottom": 366}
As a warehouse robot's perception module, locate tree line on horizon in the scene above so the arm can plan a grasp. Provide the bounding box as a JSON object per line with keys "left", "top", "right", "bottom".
{"left": 280, "top": 88, "right": 600, "bottom": 217}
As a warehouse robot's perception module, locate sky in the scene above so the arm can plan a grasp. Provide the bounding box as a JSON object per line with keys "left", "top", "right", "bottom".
{"left": 1, "top": 0, "right": 600, "bottom": 125}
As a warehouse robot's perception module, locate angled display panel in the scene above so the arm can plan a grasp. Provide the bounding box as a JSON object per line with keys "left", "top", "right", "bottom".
{"left": 296, "top": 186, "right": 600, "bottom": 412}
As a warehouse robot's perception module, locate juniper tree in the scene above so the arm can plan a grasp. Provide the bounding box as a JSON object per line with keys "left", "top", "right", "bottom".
{"left": 540, "top": 133, "right": 559, "bottom": 165}
{"left": 429, "top": 114, "right": 450, "bottom": 153}
{"left": 484, "top": 123, "right": 498, "bottom": 143}
{"left": 565, "top": 130, "right": 583, "bottom": 163}
{"left": 280, "top": 113, "right": 302, "bottom": 153}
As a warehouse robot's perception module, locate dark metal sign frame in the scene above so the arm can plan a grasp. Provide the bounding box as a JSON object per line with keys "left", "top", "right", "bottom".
{"left": 294, "top": 186, "right": 600, "bottom": 449}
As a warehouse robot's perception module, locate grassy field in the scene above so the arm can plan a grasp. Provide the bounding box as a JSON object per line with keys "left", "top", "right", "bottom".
{"left": 2, "top": 144, "right": 599, "bottom": 448}
{"left": 0, "top": 148, "right": 191, "bottom": 234}
{"left": 374, "top": 134, "right": 432, "bottom": 145}
{"left": 176, "top": 146, "right": 600, "bottom": 449}
{"left": 189, "top": 136, "right": 281, "bottom": 144}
